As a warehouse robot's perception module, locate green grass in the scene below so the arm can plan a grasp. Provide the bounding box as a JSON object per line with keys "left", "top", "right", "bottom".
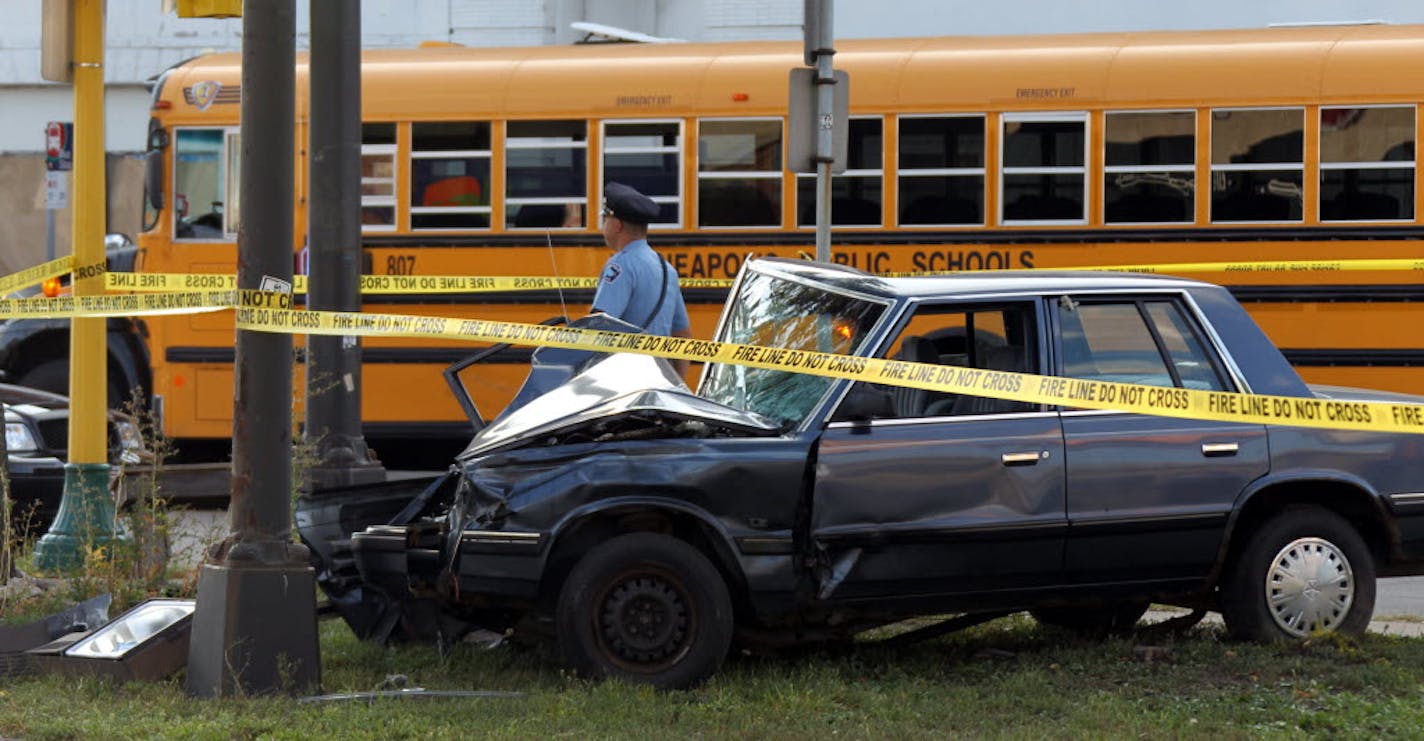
{"left": 5, "top": 613, "right": 1424, "bottom": 739}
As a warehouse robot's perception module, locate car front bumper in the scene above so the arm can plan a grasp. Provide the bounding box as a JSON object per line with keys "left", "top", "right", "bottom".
{"left": 5, "top": 454, "right": 67, "bottom": 534}
{"left": 352, "top": 523, "right": 546, "bottom": 605}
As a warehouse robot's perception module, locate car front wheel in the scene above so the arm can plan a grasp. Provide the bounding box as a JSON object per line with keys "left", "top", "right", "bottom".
{"left": 1220, "top": 506, "right": 1376, "bottom": 640}
{"left": 557, "top": 532, "right": 733, "bottom": 689}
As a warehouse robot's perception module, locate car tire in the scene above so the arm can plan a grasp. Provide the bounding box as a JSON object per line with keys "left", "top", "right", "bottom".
{"left": 1220, "top": 506, "right": 1375, "bottom": 641}
{"left": 17, "top": 358, "right": 128, "bottom": 409}
{"left": 557, "top": 532, "right": 733, "bottom": 689}
{"left": 1030, "top": 601, "right": 1150, "bottom": 634}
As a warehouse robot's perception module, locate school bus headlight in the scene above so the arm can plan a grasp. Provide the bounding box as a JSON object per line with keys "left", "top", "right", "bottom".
{"left": 41, "top": 277, "right": 61, "bottom": 297}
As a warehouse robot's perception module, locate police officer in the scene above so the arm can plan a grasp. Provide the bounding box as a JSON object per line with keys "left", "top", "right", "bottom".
{"left": 592, "top": 182, "right": 691, "bottom": 376}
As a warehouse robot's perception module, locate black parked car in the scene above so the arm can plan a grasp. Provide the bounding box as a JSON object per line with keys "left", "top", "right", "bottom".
{"left": 299, "top": 259, "right": 1424, "bottom": 688}
{"left": 3, "top": 383, "right": 148, "bottom": 535}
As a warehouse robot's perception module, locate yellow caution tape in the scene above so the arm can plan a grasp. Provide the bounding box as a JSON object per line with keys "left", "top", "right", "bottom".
{"left": 0, "top": 289, "right": 240, "bottom": 319}
{"left": 105, "top": 257, "right": 1424, "bottom": 295}
{"left": 221, "top": 300, "right": 1424, "bottom": 437}
{"left": 887, "top": 257, "right": 1424, "bottom": 277}
{"left": 0, "top": 283, "right": 1420, "bottom": 434}
{"left": 0, "top": 257, "right": 75, "bottom": 296}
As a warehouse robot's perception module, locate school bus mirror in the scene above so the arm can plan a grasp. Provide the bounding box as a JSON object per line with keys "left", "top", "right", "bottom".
{"left": 145, "top": 150, "right": 164, "bottom": 212}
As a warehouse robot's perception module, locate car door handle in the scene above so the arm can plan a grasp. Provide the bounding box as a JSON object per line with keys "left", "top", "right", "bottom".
{"left": 1201, "top": 442, "right": 1239, "bottom": 457}
{"left": 1001, "top": 451, "right": 1044, "bottom": 466}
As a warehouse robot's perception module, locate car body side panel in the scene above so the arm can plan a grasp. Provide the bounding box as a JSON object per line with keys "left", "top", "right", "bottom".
{"left": 1061, "top": 412, "right": 1268, "bottom": 583}
{"left": 1186, "top": 284, "right": 1311, "bottom": 397}
{"left": 1265, "top": 425, "right": 1424, "bottom": 562}
{"left": 454, "top": 436, "right": 814, "bottom": 613}
{"left": 811, "top": 414, "right": 1067, "bottom": 601}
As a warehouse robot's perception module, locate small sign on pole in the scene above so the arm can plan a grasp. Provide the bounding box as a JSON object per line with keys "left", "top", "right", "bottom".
{"left": 45, "top": 171, "right": 69, "bottom": 211}
{"left": 45, "top": 121, "right": 73, "bottom": 172}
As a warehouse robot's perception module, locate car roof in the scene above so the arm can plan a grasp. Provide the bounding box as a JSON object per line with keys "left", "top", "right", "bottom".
{"left": 748, "top": 257, "right": 1211, "bottom": 300}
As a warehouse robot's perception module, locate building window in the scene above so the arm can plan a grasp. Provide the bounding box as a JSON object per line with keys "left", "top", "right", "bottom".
{"left": 506, "top": 120, "right": 587, "bottom": 229}
{"left": 1210, "top": 107, "right": 1303, "bottom": 222}
{"left": 410, "top": 121, "right": 491, "bottom": 230}
{"left": 1001, "top": 113, "right": 1088, "bottom": 223}
{"left": 360, "top": 123, "right": 396, "bottom": 231}
{"left": 602, "top": 120, "right": 682, "bottom": 228}
{"left": 1320, "top": 106, "right": 1415, "bottom": 221}
{"left": 1104, "top": 111, "right": 1195, "bottom": 223}
{"left": 897, "top": 115, "right": 984, "bottom": 226}
{"left": 697, "top": 118, "right": 783, "bottom": 228}
{"left": 796, "top": 117, "right": 883, "bottom": 227}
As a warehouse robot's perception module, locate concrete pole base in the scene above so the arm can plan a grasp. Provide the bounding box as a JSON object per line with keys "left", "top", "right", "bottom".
{"left": 185, "top": 561, "right": 321, "bottom": 697}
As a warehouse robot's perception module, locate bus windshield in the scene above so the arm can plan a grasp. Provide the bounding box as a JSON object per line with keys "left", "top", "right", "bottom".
{"left": 701, "top": 270, "right": 885, "bottom": 426}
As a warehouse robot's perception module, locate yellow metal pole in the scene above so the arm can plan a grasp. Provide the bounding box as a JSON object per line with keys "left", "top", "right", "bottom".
{"left": 35, "top": 0, "right": 117, "bottom": 571}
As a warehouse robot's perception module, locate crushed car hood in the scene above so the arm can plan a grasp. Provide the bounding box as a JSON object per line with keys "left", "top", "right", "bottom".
{"left": 459, "top": 353, "right": 782, "bottom": 458}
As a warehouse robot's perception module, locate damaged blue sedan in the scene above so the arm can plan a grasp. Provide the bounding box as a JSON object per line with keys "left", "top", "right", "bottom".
{"left": 297, "top": 258, "right": 1424, "bottom": 689}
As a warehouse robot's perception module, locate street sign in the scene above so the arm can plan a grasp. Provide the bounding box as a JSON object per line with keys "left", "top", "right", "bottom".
{"left": 45, "top": 121, "right": 73, "bottom": 172}
{"left": 45, "top": 171, "right": 69, "bottom": 210}
{"left": 787, "top": 69, "right": 849, "bottom": 174}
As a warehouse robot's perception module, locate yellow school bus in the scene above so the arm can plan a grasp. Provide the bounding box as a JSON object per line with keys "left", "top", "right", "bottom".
{"left": 75, "top": 24, "right": 1424, "bottom": 453}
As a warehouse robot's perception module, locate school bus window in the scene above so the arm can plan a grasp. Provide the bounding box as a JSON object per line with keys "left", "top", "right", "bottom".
{"left": 1210, "top": 107, "right": 1303, "bottom": 222}
{"left": 173, "top": 128, "right": 231, "bottom": 241}
{"left": 411, "top": 121, "right": 491, "bottom": 230}
{"left": 897, "top": 114, "right": 985, "bottom": 226}
{"left": 223, "top": 131, "right": 241, "bottom": 236}
{"left": 361, "top": 123, "right": 397, "bottom": 230}
{"left": 1319, "top": 106, "right": 1415, "bottom": 222}
{"left": 1001, "top": 113, "right": 1087, "bottom": 223}
{"left": 506, "top": 119, "right": 587, "bottom": 229}
{"left": 603, "top": 120, "right": 682, "bottom": 228}
{"left": 1104, "top": 111, "right": 1195, "bottom": 224}
{"left": 697, "top": 118, "right": 783, "bottom": 228}
{"left": 796, "top": 116, "right": 883, "bottom": 227}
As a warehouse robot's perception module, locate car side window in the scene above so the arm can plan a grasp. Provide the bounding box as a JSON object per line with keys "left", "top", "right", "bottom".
{"left": 1058, "top": 297, "right": 1228, "bottom": 391}
{"left": 833, "top": 303, "right": 1040, "bottom": 421}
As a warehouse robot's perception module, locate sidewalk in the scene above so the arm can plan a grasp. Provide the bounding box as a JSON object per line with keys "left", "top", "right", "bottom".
{"left": 1145, "top": 608, "right": 1424, "bottom": 637}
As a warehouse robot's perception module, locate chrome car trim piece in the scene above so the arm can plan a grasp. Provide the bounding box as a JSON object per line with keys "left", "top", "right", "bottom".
{"left": 1000, "top": 451, "right": 1043, "bottom": 465}
{"left": 735, "top": 535, "right": 794, "bottom": 555}
{"left": 460, "top": 530, "right": 541, "bottom": 542}
{"left": 1389, "top": 492, "right": 1424, "bottom": 504}
{"left": 1201, "top": 442, "right": 1240, "bottom": 456}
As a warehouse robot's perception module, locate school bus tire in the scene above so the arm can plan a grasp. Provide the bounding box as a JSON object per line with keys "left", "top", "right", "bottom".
{"left": 16, "top": 358, "right": 128, "bottom": 410}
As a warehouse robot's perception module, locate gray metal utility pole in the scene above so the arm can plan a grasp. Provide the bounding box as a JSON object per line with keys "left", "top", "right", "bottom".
{"left": 306, "top": 0, "right": 385, "bottom": 490}
{"left": 808, "top": 0, "right": 835, "bottom": 262}
{"left": 187, "top": 0, "right": 320, "bottom": 697}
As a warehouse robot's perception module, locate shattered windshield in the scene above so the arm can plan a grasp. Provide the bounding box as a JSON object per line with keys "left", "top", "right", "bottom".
{"left": 700, "top": 269, "right": 886, "bottom": 426}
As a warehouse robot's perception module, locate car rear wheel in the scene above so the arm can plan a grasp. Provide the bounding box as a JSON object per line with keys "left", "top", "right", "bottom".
{"left": 1220, "top": 506, "right": 1375, "bottom": 640}
{"left": 1030, "top": 601, "right": 1150, "bottom": 634}
{"left": 557, "top": 532, "right": 733, "bottom": 689}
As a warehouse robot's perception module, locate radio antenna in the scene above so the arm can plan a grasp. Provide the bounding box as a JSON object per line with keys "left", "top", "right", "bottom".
{"left": 546, "top": 231, "right": 571, "bottom": 322}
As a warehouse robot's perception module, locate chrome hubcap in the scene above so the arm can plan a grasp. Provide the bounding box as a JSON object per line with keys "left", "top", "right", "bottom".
{"left": 1265, "top": 536, "right": 1354, "bottom": 637}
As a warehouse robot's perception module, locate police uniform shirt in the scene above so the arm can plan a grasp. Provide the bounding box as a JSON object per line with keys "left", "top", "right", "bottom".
{"left": 591, "top": 239, "right": 689, "bottom": 337}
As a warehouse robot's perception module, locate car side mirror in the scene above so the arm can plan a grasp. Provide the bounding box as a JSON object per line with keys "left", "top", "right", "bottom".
{"left": 834, "top": 384, "right": 895, "bottom": 422}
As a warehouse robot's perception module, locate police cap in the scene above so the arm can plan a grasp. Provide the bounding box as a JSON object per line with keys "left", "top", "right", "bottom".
{"left": 603, "top": 182, "right": 660, "bottom": 225}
